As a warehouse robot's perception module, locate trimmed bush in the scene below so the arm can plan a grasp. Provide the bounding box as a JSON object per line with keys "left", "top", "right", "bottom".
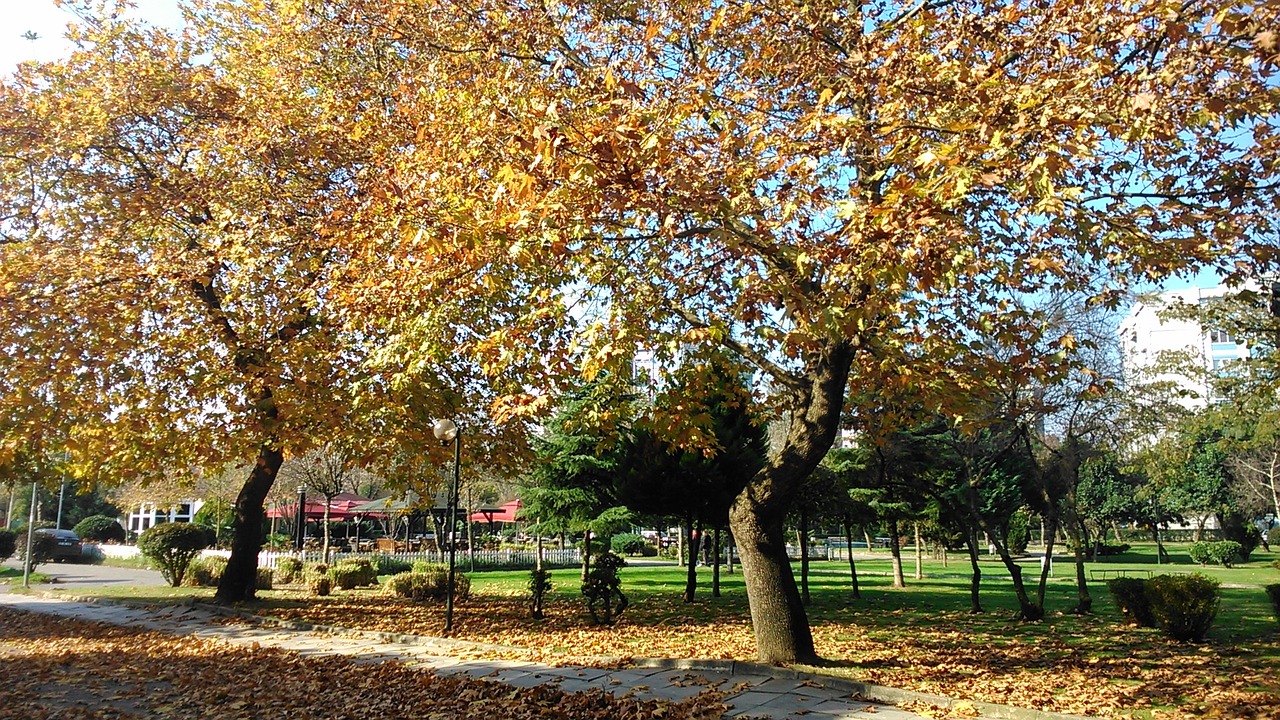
{"left": 137, "top": 523, "right": 211, "bottom": 587}
{"left": 0, "top": 529, "right": 16, "bottom": 561}
{"left": 328, "top": 558, "right": 377, "bottom": 590}
{"left": 184, "top": 555, "right": 228, "bottom": 587}
{"left": 1268, "top": 526, "right": 1280, "bottom": 550}
{"left": 1188, "top": 540, "right": 1242, "bottom": 567}
{"left": 274, "top": 557, "right": 304, "bottom": 585}
{"left": 384, "top": 570, "right": 470, "bottom": 602}
{"left": 1095, "top": 543, "right": 1131, "bottom": 557}
{"left": 15, "top": 532, "right": 58, "bottom": 571}
{"left": 369, "top": 555, "right": 412, "bottom": 576}
{"left": 256, "top": 567, "right": 274, "bottom": 591}
{"left": 1107, "top": 577, "right": 1156, "bottom": 627}
{"left": 1264, "top": 584, "right": 1280, "bottom": 626}
{"left": 1147, "top": 573, "right": 1220, "bottom": 642}
{"left": 73, "top": 515, "right": 126, "bottom": 543}
{"left": 307, "top": 572, "right": 332, "bottom": 596}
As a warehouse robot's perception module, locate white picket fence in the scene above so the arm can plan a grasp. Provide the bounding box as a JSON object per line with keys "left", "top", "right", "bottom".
{"left": 97, "top": 543, "right": 581, "bottom": 571}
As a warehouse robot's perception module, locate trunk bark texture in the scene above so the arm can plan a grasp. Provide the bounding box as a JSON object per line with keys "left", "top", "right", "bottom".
{"left": 684, "top": 518, "right": 699, "bottom": 603}
{"left": 215, "top": 442, "right": 283, "bottom": 603}
{"left": 888, "top": 519, "right": 905, "bottom": 588}
{"left": 843, "top": 518, "right": 860, "bottom": 599}
{"left": 726, "top": 340, "right": 852, "bottom": 664}
{"left": 965, "top": 528, "right": 983, "bottom": 613}
{"left": 712, "top": 525, "right": 722, "bottom": 597}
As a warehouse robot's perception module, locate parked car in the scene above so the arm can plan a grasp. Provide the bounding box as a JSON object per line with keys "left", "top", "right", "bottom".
{"left": 35, "top": 528, "right": 84, "bottom": 562}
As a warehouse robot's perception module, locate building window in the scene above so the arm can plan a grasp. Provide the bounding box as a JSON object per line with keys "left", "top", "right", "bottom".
{"left": 1210, "top": 329, "right": 1235, "bottom": 344}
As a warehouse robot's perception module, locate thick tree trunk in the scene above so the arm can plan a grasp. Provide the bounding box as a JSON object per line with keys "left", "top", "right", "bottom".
{"left": 843, "top": 517, "right": 860, "bottom": 600}
{"left": 730, "top": 499, "right": 817, "bottom": 664}
{"left": 888, "top": 519, "right": 905, "bottom": 588}
{"left": 799, "top": 509, "right": 811, "bottom": 606}
{"left": 726, "top": 338, "right": 852, "bottom": 665}
{"left": 215, "top": 442, "right": 283, "bottom": 603}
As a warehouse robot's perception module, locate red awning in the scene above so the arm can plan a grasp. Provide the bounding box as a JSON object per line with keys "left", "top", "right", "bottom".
{"left": 266, "top": 492, "right": 372, "bottom": 520}
{"left": 468, "top": 499, "right": 523, "bottom": 523}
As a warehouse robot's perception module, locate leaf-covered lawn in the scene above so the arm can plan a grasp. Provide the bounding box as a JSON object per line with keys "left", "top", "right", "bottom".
{"left": 0, "top": 606, "right": 727, "bottom": 720}
{"left": 248, "top": 561, "right": 1280, "bottom": 719}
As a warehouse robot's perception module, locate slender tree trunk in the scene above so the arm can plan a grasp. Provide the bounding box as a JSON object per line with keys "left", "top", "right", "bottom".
{"left": 1063, "top": 504, "right": 1092, "bottom": 613}
{"left": 863, "top": 529, "right": 874, "bottom": 553}
{"left": 684, "top": 518, "right": 699, "bottom": 603}
{"left": 215, "top": 441, "right": 283, "bottom": 603}
{"left": 988, "top": 531, "right": 1043, "bottom": 620}
{"left": 581, "top": 530, "right": 592, "bottom": 583}
{"left": 888, "top": 519, "right": 905, "bottom": 588}
{"left": 914, "top": 523, "right": 923, "bottom": 580}
{"left": 799, "top": 509, "right": 811, "bottom": 605}
{"left": 726, "top": 531, "right": 735, "bottom": 574}
{"left": 965, "top": 528, "right": 983, "bottom": 613}
{"left": 322, "top": 502, "right": 332, "bottom": 564}
{"left": 712, "top": 525, "right": 722, "bottom": 598}
{"left": 1036, "top": 508, "right": 1060, "bottom": 609}
{"left": 677, "top": 522, "right": 686, "bottom": 567}
{"left": 843, "top": 517, "right": 860, "bottom": 600}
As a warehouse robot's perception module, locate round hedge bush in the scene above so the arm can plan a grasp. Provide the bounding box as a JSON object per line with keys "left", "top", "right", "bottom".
{"left": 73, "top": 515, "right": 126, "bottom": 543}
{"left": 138, "top": 523, "right": 210, "bottom": 587}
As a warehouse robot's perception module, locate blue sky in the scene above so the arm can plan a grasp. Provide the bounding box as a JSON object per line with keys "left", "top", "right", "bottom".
{"left": 2, "top": 0, "right": 182, "bottom": 73}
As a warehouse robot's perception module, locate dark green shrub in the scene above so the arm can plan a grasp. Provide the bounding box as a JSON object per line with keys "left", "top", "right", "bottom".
{"left": 611, "top": 533, "right": 647, "bottom": 556}
{"left": 183, "top": 555, "right": 228, "bottom": 587}
{"left": 73, "top": 515, "right": 126, "bottom": 543}
{"left": 1107, "top": 577, "right": 1156, "bottom": 627}
{"left": 256, "top": 567, "right": 274, "bottom": 591}
{"left": 1264, "top": 584, "right": 1280, "bottom": 625}
{"left": 529, "top": 568, "right": 552, "bottom": 619}
{"left": 369, "top": 555, "right": 411, "bottom": 576}
{"left": 384, "top": 570, "right": 470, "bottom": 602}
{"left": 582, "top": 551, "right": 628, "bottom": 625}
{"left": 15, "top": 532, "right": 58, "bottom": 571}
{"left": 1005, "top": 511, "right": 1031, "bottom": 555}
{"left": 1147, "top": 573, "right": 1220, "bottom": 642}
{"left": 1221, "top": 513, "right": 1261, "bottom": 561}
{"left": 0, "top": 529, "right": 16, "bottom": 561}
{"left": 1095, "top": 543, "right": 1131, "bottom": 556}
{"left": 1188, "top": 540, "right": 1242, "bottom": 567}
{"left": 1267, "top": 526, "right": 1280, "bottom": 550}
{"left": 274, "top": 557, "right": 304, "bottom": 584}
{"left": 137, "top": 523, "right": 210, "bottom": 587}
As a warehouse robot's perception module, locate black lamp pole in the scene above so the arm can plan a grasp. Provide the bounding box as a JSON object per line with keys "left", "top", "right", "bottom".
{"left": 433, "top": 418, "right": 461, "bottom": 632}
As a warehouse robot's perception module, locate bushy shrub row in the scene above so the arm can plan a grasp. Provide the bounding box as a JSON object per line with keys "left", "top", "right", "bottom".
{"left": 329, "top": 558, "right": 378, "bottom": 590}
{"left": 184, "top": 555, "right": 229, "bottom": 587}
{"left": 369, "top": 555, "right": 412, "bottom": 576}
{"left": 275, "top": 557, "right": 304, "bottom": 584}
{"left": 1266, "top": 584, "right": 1280, "bottom": 625}
{"left": 383, "top": 569, "right": 470, "bottom": 602}
{"left": 1094, "top": 543, "right": 1131, "bottom": 557}
{"left": 1188, "top": 540, "right": 1243, "bottom": 567}
{"left": 1107, "top": 573, "right": 1220, "bottom": 642}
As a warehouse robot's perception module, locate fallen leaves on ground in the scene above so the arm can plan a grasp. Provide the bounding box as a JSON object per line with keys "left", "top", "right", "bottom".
{"left": 0, "top": 606, "right": 728, "bottom": 720}
{"left": 254, "top": 590, "right": 1280, "bottom": 718}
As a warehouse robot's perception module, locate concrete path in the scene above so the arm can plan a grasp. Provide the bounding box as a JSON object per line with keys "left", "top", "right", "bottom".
{"left": 0, "top": 589, "right": 1080, "bottom": 717}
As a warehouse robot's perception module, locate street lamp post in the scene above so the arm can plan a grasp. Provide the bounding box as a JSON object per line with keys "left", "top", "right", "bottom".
{"left": 433, "top": 418, "right": 461, "bottom": 632}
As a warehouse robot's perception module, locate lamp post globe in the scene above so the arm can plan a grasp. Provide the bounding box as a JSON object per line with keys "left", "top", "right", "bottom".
{"left": 433, "top": 418, "right": 458, "bottom": 442}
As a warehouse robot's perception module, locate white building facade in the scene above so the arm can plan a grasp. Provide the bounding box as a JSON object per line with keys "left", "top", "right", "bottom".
{"left": 125, "top": 500, "right": 204, "bottom": 537}
{"left": 1119, "top": 284, "right": 1253, "bottom": 409}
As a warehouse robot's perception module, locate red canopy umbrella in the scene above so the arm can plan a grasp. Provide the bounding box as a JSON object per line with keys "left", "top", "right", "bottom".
{"left": 468, "top": 499, "right": 522, "bottom": 523}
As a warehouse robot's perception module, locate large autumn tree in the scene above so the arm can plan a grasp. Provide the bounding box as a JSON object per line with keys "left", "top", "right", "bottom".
{"left": 344, "top": 0, "right": 1277, "bottom": 662}
{"left": 0, "top": 4, "right": 530, "bottom": 602}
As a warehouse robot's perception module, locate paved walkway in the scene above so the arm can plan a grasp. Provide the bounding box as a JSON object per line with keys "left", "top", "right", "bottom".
{"left": 0, "top": 592, "right": 1064, "bottom": 720}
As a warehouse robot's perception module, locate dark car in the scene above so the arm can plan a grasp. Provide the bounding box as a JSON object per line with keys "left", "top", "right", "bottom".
{"left": 34, "top": 528, "right": 84, "bottom": 562}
